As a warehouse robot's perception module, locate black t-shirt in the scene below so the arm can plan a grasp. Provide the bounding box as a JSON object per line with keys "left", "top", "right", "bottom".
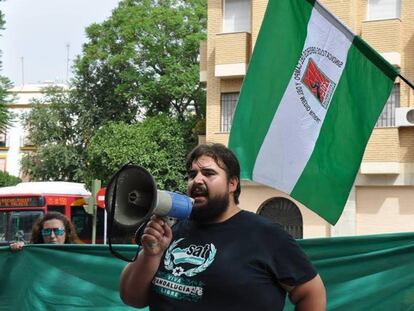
{"left": 149, "top": 210, "right": 317, "bottom": 311}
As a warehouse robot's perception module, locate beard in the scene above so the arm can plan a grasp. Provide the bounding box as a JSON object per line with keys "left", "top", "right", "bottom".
{"left": 190, "top": 192, "right": 229, "bottom": 224}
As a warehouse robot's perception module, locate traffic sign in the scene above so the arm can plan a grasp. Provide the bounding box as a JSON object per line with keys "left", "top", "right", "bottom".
{"left": 96, "top": 187, "right": 106, "bottom": 209}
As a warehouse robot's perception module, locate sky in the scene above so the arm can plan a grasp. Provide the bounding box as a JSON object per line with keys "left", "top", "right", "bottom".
{"left": 0, "top": 0, "right": 121, "bottom": 86}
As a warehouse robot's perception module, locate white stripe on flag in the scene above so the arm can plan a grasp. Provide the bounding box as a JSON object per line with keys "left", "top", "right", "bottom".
{"left": 253, "top": 6, "right": 353, "bottom": 193}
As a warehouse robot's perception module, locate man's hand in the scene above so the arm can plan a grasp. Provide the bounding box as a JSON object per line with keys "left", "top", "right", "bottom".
{"left": 141, "top": 215, "right": 173, "bottom": 257}
{"left": 119, "top": 215, "right": 173, "bottom": 308}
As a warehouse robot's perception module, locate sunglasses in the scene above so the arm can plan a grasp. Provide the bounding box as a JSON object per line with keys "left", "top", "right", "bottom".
{"left": 41, "top": 227, "right": 65, "bottom": 237}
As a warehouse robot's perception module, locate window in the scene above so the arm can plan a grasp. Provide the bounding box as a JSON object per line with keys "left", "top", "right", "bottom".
{"left": 367, "top": 0, "right": 401, "bottom": 20}
{"left": 376, "top": 83, "right": 400, "bottom": 128}
{"left": 47, "top": 205, "right": 65, "bottom": 215}
{"left": 22, "top": 128, "right": 34, "bottom": 147}
{"left": 223, "top": 0, "right": 251, "bottom": 33}
{"left": 71, "top": 206, "right": 105, "bottom": 243}
{"left": 221, "top": 93, "right": 239, "bottom": 132}
{"left": 0, "top": 132, "right": 6, "bottom": 147}
{"left": 258, "top": 197, "right": 303, "bottom": 239}
{"left": 0, "top": 211, "right": 43, "bottom": 243}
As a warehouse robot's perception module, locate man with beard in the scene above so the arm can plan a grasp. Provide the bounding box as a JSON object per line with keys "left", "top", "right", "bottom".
{"left": 119, "top": 143, "right": 326, "bottom": 310}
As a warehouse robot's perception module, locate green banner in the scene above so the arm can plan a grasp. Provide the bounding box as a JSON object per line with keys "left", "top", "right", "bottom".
{"left": 0, "top": 244, "right": 145, "bottom": 311}
{"left": 1, "top": 232, "right": 414, "bottom": 310}
{"left": 286, "top": 232, "right": 414, "bottom": 310}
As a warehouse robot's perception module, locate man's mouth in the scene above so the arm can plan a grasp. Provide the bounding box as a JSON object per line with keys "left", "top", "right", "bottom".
{"left": 190, "top": 186, "right": 208, "bottom": 200}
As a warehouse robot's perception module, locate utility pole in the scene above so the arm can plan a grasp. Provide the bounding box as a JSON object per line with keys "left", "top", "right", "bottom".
{"left": 66, "top": 43, "right": 70, "bottom": 82}
{"left": 88, "top": 179, "right": 101, "bottom": 244}
{"left": 20, "top": 57, "right": 25, "bottom": 86}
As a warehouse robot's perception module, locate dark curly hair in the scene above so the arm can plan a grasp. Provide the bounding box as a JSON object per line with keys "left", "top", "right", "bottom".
{"left": 30, "top": 212, "right": 81, "bottom": 244}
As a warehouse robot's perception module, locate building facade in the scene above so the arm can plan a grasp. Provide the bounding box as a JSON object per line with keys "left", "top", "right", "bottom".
{"left": 1, "top": 82, "right": 67, "bottom": 179}
{"left": 200, "top": 0, "right": 414, "bottom": 238}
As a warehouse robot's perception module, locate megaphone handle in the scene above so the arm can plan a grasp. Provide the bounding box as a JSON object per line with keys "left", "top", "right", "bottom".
{"left": 135, "top": 216, "right": 176, "bottom": 249}
{"left": 163, "top": 216, "right": 177, "bottom": 227}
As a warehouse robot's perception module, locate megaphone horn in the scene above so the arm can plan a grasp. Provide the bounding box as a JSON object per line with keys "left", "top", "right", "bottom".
{"left": 105, "top": 164, "right": 193, "bottom": 229}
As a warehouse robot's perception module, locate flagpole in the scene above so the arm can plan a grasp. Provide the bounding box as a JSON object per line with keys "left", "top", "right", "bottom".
{"left": 398, "top": 73, "right": 414, "bottom": 90}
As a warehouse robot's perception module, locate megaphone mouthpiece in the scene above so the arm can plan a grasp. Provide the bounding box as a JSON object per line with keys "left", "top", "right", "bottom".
{"left": 155, "top": 190, "right": 193, "bottom": 219}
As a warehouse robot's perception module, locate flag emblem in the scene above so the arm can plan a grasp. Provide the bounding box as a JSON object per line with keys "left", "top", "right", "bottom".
{"left": 302, "top": 58, "right": 336, "bottom": 109}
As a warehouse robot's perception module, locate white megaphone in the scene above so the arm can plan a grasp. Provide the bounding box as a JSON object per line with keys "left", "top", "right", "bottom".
{"left": 105, "top": 164, "right": 193, "bottom": 229}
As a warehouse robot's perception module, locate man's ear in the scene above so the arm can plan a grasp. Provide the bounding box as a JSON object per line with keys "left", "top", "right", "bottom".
{"left": 228, "top": 176, "right": 238, "bottom": 193}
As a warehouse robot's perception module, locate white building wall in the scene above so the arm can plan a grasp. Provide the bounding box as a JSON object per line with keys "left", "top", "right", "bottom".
{"left": 7, "top": 108, "right": 26, "bottom": 176}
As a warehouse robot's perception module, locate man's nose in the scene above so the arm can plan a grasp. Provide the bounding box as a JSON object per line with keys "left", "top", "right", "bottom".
{"left": 193, "top": 172, "right": 205, "bottom": 184}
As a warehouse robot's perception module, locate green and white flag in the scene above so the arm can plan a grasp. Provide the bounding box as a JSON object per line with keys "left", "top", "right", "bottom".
{"left": 228, "top": 0, "right": 398, "bottom": 225}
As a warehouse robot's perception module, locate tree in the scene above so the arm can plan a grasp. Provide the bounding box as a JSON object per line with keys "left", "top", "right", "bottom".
{"left": 0, "top": 6, "right": 13, "bottom": 131}
{"left": 20, "top": 87, "right": 86, "bottom": 181}
{"left": 87, "top": 115, "right": 188, "bottom": 191}
{"left": 21, "top": 0, "right": 206, "bottom": 184}
{"left": 73, "top": 0, "right": 206, "bottom": 126}
{"left": 21, "top": 87, "right": 198, "bottom": 184}
{"left": 0, "top": 170, "right": 21, "bottom": 187}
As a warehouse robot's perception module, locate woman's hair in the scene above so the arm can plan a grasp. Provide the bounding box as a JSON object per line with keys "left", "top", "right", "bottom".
{"left": 30, "top": 211, "right": 81, "bottom": 244}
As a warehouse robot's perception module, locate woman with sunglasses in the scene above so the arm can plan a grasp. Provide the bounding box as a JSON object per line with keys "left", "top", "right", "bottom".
{"left": 10, "top": 211, "right": 81, "bottom": 251}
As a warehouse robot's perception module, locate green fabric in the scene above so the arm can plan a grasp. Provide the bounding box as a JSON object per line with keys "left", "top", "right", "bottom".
{"left": 1, "top": 233, "right": 414, "bottom": 310}
{"left": 228, "top": 0, "right": 314, "bottom": 179}
{"left": 0, "top": 244, "right": 146, "bottom": 311}
{"left": 287, "top": 232, "right": 414, "bottom": 310}
{"left": 290, "top": 39, "right": 396, "bottom": 224}
{"left": 228, "top": 0, "right": 399, "bottom": 226}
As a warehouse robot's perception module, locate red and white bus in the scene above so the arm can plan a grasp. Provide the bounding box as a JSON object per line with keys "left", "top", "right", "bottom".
{"left": 0, "top": 182, "right": 105, "bottom": 245}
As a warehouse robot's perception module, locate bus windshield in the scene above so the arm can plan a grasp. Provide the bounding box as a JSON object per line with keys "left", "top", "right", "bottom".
{"left": 0, "top": 181, "right": 106, "bottom": 244}
{"left": 0, "top": 211, "right": 43, "bottom": 244}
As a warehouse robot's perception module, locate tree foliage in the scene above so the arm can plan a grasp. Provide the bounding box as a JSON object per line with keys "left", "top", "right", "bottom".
{"left": 20, "top": 87, "right": 86, "bottom": 181}
{"left": 21, "top": 0, "right": 206, "bottom": 185}
{"left": 0, "top": 170, "right": 21, "bottom": 187}
{"left": 73, "top": 0, "right": 206, "bottom": 124}
{"left": 87, "top": 115, "right": 188, "bottom": 191}
{"left": 21, "top": 89, "right": 196, "bottom": 188}
{"left": 0, "top": 6, "right": 13, "bottom": 131}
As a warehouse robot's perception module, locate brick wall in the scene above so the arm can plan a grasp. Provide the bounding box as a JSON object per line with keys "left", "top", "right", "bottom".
{"left": 215, "top": 32, "right": 251, "bottom": 65}
{"left": 401, "top": 0, "right": 414, "bottom": 107}
{"left": 363, "top": 128, "right": 399, "bottom": 162}
{"left": 206, "top": 0, "right": 222, "bottom": 143}
{"left": 362, "top": 19, "right": 402, "bottom": 52}
{"left": 399, "top": 127, "right": 414, "bottom": 162}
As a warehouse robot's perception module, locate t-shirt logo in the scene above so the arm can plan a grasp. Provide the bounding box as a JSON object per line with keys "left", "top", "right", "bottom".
{"left": 152, "top": 238, "right": 217, "bottom": 302}
{"left": 165, "top": 238, "right": 216, "bottom": 277}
